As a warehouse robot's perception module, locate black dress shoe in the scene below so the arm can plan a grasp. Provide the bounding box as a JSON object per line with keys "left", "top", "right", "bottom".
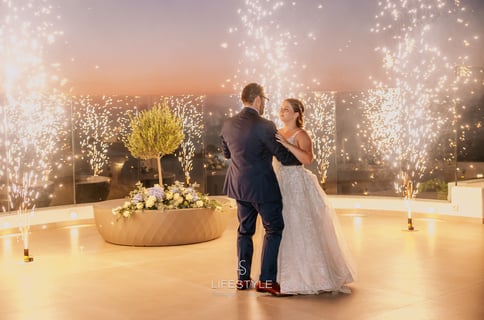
{"left": 255, "top": 280, "right": 291, "bottom": 296}
{"left": 236, "top": 279, "right": 252, "bottom": 290}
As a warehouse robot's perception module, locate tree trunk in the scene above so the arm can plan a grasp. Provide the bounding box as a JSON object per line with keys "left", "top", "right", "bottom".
{"left": 157, "top": 156, "right": 163, "bottom": 186}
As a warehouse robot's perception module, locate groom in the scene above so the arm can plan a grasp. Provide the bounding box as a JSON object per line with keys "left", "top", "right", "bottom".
{"left": 220, "top": 83, "right": 300, "bottom": 296}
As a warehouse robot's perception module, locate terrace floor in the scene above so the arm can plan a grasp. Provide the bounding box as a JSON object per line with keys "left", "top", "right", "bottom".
{"left": 0, "top": 198, "right": 483, "bottom": 320}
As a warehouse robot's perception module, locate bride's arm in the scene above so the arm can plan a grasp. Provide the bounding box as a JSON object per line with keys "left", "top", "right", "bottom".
{"left": 275, "top": 131, "right": 314, "bottom": 165}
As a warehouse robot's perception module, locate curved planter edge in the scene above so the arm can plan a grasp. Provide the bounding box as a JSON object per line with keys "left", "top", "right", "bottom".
{"left": 93, "top": 199, "right": 227, "bottom": 246}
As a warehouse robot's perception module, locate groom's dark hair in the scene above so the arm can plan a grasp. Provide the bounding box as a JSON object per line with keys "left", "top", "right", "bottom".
{"left": 241, "top": 83, "right": 264, "bottom": 104}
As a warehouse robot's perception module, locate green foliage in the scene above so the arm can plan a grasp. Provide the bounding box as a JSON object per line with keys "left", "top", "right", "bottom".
{"left": 125, "top": 103, "right": 185, "bottom": 160}
{"left": 417, "top": 178, "right": 448, "bottom": 200}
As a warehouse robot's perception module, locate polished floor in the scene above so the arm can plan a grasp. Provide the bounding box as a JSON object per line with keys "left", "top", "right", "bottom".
{"left": 0, "top": 204, "right": 483, "bottom": 320}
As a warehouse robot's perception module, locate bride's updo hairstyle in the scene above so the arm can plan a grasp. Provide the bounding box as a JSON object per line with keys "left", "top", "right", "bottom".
{"left": 285, "top": 98, "right": 305, "bottom": 128}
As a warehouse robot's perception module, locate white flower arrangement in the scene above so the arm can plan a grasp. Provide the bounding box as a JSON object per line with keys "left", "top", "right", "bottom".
{"left": 112, "top": 181, "right": 221, "bottom": 219}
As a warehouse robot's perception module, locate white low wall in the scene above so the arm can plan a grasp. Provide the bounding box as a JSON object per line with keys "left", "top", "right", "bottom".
{"left": 0, "top": 204, "right": 93, "bottom": 235}
{"left": 329, "top": 195, "right": 458, "bottom": 217}
{"left": 448, "top": 179, "right": 484, "bottom": 221}
{"left": 2, "top": 189, "right": 483, "bottom": 235}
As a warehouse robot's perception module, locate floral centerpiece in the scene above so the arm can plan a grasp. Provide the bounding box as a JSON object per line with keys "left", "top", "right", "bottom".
{"left": 112, "top": 181, "right": 221, "bottom": 219}
{"left": 93, "top": 102, "right": 227, "bottom": 246}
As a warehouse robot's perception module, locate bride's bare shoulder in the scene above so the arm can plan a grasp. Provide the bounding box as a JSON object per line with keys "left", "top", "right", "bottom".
{"left": 294, "top": 129, "right": 312, "bottom": 145}
{"left": 294, "top": 128, "right": 310, "bottom": 138}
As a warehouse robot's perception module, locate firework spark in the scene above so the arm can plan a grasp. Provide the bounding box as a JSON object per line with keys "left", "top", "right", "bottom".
{"left": 225, "top": 0, "right": 335, "bottom": 184}
{"left": 73, "top": 95, "right": 125, "bottom": 176}
{"left": 226, "top": 0, "right": 323, "bottom": 123}
{"left": 302, "top": 91, "right": 336, "bottom": 184}
{"left": 156, "top": 95, "right": 205, "bottom": 185}
{"left": 364, "top": 0, "right": 479, "bottom": 196}
{"left": 0, "top": 0, "right": 67, "bottom": 260}
{"left": 1, "top": 0, "right": 66, "bottom": 212}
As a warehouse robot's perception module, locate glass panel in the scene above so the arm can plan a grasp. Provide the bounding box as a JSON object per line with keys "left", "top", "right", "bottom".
{"left": 2, "top": 89, "right": 483, "bottom": 212}
{"left": 204, "top": 94, "right": 239, "bottom": 195}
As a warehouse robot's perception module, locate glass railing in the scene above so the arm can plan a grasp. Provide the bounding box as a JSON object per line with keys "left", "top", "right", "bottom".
{"left": 1, "top": 90, "right": 483, "bottom": 213}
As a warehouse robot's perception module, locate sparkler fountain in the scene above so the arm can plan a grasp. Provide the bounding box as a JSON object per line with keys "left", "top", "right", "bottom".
{"left": 74, "top": 95, "right": 118, "bottom": 177}
{"left": 302, "top": 91, "right": 336, "bottom": 185}
{"left": 0, "top": 0, "right": 66, "bottom": 261}
{"left": 225, "top": 0, "right": 336, "bottom": 184}
{"left": 157, "top": 95, "right": 205, "bottom": 185}
{"left": 72, "top": 95, "right": 130, "bottom": 203}
{"left": 225, "top": 0, "right": 324, "bottom": 122}
{"left": 365, "top": 0, "right": 480, "bottom": 230}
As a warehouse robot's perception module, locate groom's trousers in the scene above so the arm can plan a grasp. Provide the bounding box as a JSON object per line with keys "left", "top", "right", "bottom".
{"left": 236, "top": 199, "right": 284, "bottom": 282}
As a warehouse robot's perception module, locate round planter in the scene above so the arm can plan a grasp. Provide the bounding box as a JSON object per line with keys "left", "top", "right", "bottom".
{"left": 93, "top": 199, "right": 227, "bottom": 246}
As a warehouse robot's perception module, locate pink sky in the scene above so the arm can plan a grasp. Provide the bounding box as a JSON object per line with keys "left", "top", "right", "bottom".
{"left": 47, "top": 0, "right": 484, "bottom": 96}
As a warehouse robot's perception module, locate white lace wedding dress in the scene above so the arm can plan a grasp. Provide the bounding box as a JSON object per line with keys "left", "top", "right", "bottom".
{"left": 274, "top": 133, "right": 357, "bottom": 295}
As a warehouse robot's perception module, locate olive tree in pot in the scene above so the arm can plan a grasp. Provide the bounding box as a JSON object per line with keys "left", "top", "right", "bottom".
{"left": 93, "top": 102, "right": 228, "bottom": 246}
{"left": 125, "top": 102, "right": 184, "bottom": 186}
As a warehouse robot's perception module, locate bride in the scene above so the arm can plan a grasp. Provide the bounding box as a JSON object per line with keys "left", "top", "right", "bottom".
{"left": 274, "top": 98, "right": 357, "bottom": 295}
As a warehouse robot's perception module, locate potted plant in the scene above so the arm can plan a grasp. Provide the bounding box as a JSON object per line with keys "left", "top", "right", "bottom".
{"left": 92, "top": 102, "right": 228, "bottom": 246}
{"left": 124, "top": 102, "right": 184, "bottom": 186}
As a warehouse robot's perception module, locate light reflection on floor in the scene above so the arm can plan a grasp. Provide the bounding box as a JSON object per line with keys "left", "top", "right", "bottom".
{"left": 0, "top": 198, "right": 483, "bottom": 320}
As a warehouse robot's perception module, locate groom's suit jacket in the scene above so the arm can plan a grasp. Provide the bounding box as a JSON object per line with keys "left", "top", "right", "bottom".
{"left": 220, "top": 107, "right": 300, "bottom": 203}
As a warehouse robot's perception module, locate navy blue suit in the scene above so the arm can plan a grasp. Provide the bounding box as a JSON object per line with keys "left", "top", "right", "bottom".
{"left": 220, "top": 107, "right": 300, "bottom": 282}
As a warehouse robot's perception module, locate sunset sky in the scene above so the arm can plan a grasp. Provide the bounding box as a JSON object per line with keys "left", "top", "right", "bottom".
{"left": 44, "top": 0, "right": 484, "bottom": 96}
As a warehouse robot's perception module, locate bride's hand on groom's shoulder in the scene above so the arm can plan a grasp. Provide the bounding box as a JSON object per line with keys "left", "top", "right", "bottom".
{"left": 275, "top": 133, "right": 289, "bottom": 148}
